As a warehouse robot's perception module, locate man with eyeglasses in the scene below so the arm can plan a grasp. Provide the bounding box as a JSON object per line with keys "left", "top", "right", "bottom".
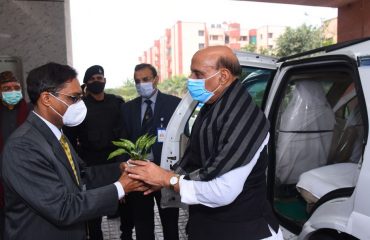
{"left": 1, "top": 62, "right": 144, "bottom": 240}
{"left": 63, "top": 65, "right": 126, "bottom": 240}
{"left": 0, "top": 71, "right": 31, "bottom": 237}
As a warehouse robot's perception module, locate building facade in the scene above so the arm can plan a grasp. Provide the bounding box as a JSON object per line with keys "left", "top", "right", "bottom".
{"left": 139, "top": 21, "right": 287, "bottom": 81}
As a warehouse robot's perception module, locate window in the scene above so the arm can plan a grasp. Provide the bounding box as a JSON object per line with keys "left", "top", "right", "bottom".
{"left": 211, "top": 35, "right": 218, "bottom": 40}
{"left": 260, "top": 34, "right": 263, "bottom": 40}
{"left": 198, "top": 43, "right": 205, "bottom": 49}
{"left": 240, "top": 36, "right": 248, "bottom": 41}
{"left": 198, "top": 30, "right": 204, "bottom": 36}
{"left": 240, "top": 66, "right": 275, "bottom": 107}
{"left": 225, "top": 35, "right": 229, "bottom": 44}
{"left": 211, "top": 24, "right": 215, "bottom": 28}
{"left": 268, "top": 32, "right": 273, "bottom": 38}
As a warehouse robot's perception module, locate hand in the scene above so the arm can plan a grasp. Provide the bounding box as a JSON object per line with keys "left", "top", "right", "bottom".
{"left": 118, "top": 171, "right": 147, "bottom": 193}
{"left": 143, "top": 185, "right": 162, "bottom": 196}
{"left": 119, "top": 162, "right": 128, "bottom": 173}
{"left": 125, "top": 160, "right": 173, "bottom": 188}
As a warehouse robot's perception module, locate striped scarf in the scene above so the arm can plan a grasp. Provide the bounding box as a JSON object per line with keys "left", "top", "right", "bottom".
{"left": 175, "top": 80, "right": 269, "bottom": 181}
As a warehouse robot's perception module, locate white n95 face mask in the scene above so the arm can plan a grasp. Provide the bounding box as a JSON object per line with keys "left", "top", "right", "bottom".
{"left": 49, "top": 94, "right": 87, "bottom": 127}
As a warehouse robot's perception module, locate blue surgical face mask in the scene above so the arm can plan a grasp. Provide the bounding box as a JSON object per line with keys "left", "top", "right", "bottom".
{"left": 136, "top": 82, "right": 155, "bottom": 98}
{"left": 2, "top": 90, "right": 23, "bottom": 105}
{"left": 187, "top": 71, "right": 221, "bottom": 103}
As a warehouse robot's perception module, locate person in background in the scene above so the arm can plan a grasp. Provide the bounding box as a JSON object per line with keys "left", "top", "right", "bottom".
{"left": 0, "top": 71, "right": 30, "bottom": 150}
{"left": 64, "top": 65, "right": 125, "bottom": 240}
{"left": 125, "top": 46, "right": 283, "bottom": 240}
{"left": 1, "top": 62, "right": 143, "bottom": 240}
{"left": 0, "top": 71, "right": 31, "bottom": 238}
{"left": 119, "top": 63, "right": 180, "bottom": 240}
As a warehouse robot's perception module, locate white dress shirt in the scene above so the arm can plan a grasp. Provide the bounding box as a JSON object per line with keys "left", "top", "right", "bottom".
{"left": 179, "top": 133, "right": 269, "bottom": 207}
{"left": 33, "top": 111, "right": 125, "bottom": 199}
{"left": 179, "top": 133, "right": 282, "bottom": 239}
{"left": 140, "top": 90, "right": 158, "bottom": 121}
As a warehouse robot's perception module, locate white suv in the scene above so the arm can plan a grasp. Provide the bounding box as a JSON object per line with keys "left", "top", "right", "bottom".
{"left": 160, "top": 38, "right": 370, "bottom": 240}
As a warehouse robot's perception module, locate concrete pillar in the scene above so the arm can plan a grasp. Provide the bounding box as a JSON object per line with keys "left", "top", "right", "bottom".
{"left": 0, "top": 0, "right": 71, "bottom": 87}
{"left": 338, "top": 0, "right": 370, "bottom": 42}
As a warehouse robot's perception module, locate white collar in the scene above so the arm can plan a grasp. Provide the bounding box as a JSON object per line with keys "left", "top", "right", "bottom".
{"left": 142, "top": 89, "right": 158, "bottom": 105}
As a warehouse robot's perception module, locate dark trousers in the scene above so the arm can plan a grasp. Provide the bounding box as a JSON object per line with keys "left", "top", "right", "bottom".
{"left": 0, "top": 207, "right": 4, "bottom": 240}
{"left": 87, "top": 217, "right": 103, "bottom": 240}
{"left": 119, "top": 191, "right": 179, "bottom": 240}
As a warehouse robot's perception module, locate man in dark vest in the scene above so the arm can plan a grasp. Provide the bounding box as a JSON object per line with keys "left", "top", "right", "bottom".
{"left": 64, "top": 65, "right": 125, "bottom": 240}
{"left": 126, "top": 46, "right": 283, "bottom": 240}
{"left": 0, "top": 71, "right": 31, "bottom": 238}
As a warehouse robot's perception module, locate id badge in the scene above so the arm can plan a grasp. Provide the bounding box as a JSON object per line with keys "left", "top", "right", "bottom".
{"left": 157, "top": 128, "right": 166, "bottom": 143}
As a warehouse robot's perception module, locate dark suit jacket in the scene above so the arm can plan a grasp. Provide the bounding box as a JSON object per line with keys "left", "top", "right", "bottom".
{"left": 1, "top": 113, "right": 118, "bottom": 240}
{"left": 122, "top": 91, "right": 180, "bottom": 165}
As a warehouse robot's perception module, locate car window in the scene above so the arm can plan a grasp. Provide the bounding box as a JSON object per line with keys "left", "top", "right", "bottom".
{"left": 240, "top": 67, "right": 275, "bottom": 107}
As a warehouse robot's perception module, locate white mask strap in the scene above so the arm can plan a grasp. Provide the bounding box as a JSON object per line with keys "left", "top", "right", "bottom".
{"left": 49, "top": 93, "right": 70, "bottom": 107}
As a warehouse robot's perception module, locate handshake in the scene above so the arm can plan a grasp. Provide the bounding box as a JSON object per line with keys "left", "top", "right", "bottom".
{"left": 117, "top": 160, "right": 177, "bottom": 196}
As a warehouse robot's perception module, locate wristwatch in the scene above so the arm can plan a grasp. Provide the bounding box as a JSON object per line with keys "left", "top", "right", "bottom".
{"left": 169, "top": 174, "right": 180, "bottom": 190}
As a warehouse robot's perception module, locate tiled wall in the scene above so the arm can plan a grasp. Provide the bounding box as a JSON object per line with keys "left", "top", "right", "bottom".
{"left": 0, "top": 0, "right": 69, "bottom": 86}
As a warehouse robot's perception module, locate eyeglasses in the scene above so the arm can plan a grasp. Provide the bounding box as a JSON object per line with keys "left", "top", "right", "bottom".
{"left": 55, "top": 92, "right": 83, "bottom": 104}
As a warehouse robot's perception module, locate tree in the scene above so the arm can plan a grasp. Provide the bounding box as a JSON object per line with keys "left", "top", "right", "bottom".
{"left": 241, "top": 43, "right": 257, "bottom": 53}
{"left": 258, "top": 46, "right": 270, "bottom": 56}
{"left": 241, "top": 44, "right": 274, "bottom": 56}
{"left": 276, "top": 24, "right": 323, "bottom": 57}
{"left": 158, "top": 75, "right": 187, "bottom": 97}
{"left": 105, "top": 79, "right": 138, "bottom": 101}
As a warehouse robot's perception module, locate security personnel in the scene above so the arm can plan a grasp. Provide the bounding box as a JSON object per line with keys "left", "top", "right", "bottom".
{"left": 64, "top": 65, "right": 125, "bottom": 240}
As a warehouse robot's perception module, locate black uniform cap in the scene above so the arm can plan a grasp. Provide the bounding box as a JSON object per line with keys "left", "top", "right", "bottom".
{"left": 83, "top": 65, "right": 104, "bottom": 83}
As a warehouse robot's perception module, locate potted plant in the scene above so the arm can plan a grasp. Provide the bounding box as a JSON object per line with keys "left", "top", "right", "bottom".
{"left": 108, "top": 133, "right": 157, "bottom": 161}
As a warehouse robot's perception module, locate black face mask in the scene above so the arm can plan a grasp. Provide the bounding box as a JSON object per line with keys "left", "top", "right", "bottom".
{"left": 87, "top": 81, "right": 105, "bottom": 94}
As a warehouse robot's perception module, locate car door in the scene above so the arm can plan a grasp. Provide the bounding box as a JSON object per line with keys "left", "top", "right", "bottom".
{"left": 263, "top": 38, "right": 370, "bottom": 239}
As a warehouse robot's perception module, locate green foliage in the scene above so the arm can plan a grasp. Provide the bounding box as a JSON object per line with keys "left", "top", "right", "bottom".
{"left": 241, "top": 43, "right": 257, "bottom": 53}
{"left": 158, "top": 75, "right": 187, "bottom": 97}
{"left": 276, "top": 24, "right": 323, "bottom": 57}
{"left": 105, "top": 79, "right": 138, "bottom": 101}
{"left": 108, "top": 134, "right": 157, "bottom": 160}
{"left": 258, "top": 47, "right": 271, "bottom": 56}
{"left": 106, "top": 75, "right": 187, "bottom": 100}
{"left": 322, "top": 38, "right": 334, "bottom": 47}
{"left": 241, "top": 44, "right": 275, "bottom": 56}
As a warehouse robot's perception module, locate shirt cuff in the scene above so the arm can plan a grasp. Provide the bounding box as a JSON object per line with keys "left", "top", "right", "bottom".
{"left": 179, "top": 176, "right": 199, "bottom": 205}
{"left": 114, "top": 181, "right": 125, "bottom": 200}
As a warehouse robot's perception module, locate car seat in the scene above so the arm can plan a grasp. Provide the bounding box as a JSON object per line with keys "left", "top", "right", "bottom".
{"left": 296, "top": 97, "right": 363, "bottom": 207}
{"left": 276, "top": 80, "right": 336, "bottom": 185}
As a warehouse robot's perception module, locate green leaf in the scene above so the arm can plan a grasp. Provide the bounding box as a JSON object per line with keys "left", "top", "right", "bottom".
{"left": 143, "top": 135, "right": 157, "bottom": 153}
{"left": 113, "top": 139, "right": 135, "bottom": 151}
{"left": 130, "top": 150, "right": 141, "bottom": 160}
{"left": 109, "top": 134, "right": 157, "bottom": 161}
{"left": 135, "top": 134, "right": 148, "bottom": 155}
{"left": 107, "top": 148, "right": 127, "bottom": 160}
